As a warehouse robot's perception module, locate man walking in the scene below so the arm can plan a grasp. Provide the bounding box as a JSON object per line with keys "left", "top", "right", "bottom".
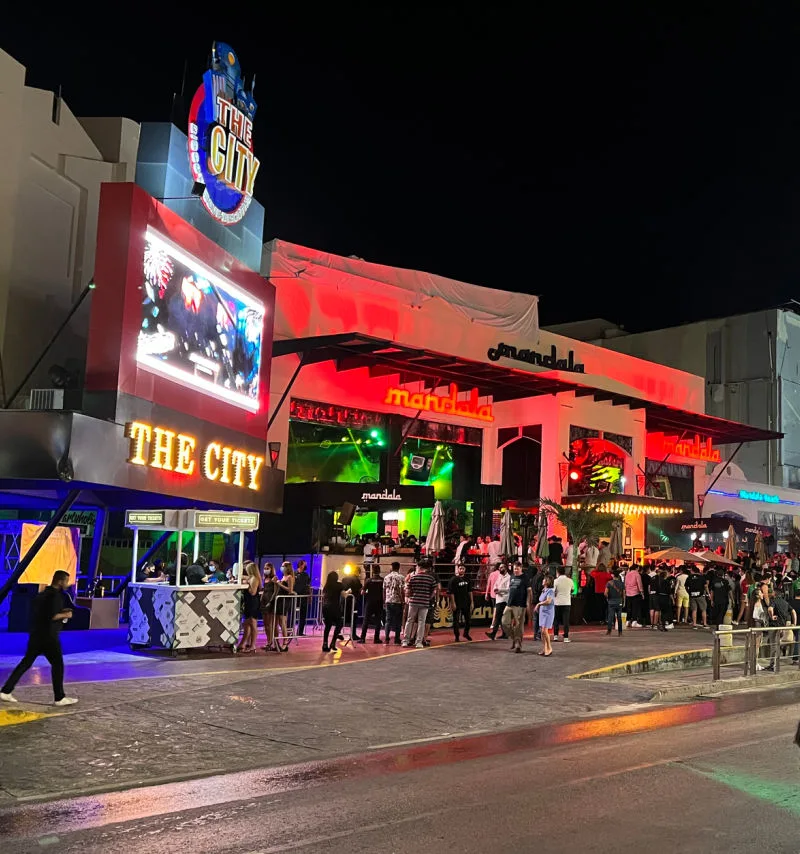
{"left": 605, "top": 568, "right": 626, "bottom": 637}
{"left": 502, "top": 563, "right": 532, "bottom": 652}
{"left": 1, "top": 570, "right": 78, "bottom": 706}
{"left": 382, "top": 561, "right": 405, "bottom": 645}
{"left": 448, "top": 564, "right": 473, "bottom": 642}
{"left": 402, "top": 560, "right": 437, "bottom": 648}
{"left": 552, "top": 566, "right": 573, "bottom": 642}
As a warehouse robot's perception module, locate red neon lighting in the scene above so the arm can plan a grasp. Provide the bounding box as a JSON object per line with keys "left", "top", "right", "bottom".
{"left": 569, "top": 470, "right": 580, "bottom": 481}
{"left": 647, "top": 433, "right": 721, "bottom": 463}
{"left": 383, "top": 384, "right": 494, "bottom": 423}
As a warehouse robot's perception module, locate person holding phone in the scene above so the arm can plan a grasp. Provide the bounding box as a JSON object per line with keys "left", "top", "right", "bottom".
{"left": 1, "top": 570, "right": 78, "bottom": 706}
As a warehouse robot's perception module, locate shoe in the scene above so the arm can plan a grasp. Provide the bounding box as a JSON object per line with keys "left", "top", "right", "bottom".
{"left": 618, "top": 631, "right": 622, "bottom": 637}
{"left": 606, "top": 629, "right": 612, "bottom": 635}
{"left": 0, "top": 692, "right": 17, "bottom": 703}
{"left": 401, "top": 642, "right": 410, "bottom": 647}
{"left": 509, "top": 644, "right": 517, "bottom": 651}
{"left": 631, "top": 621, "right": 642, "bottom": 628}
{"left": 322, "top": 645, "right": 330, "bottom": 652}
{"left": 514, "top": 647, "right": 522, "bottom": 654}
{"left": 665, "top": 623, "right": 674, "bottom": 630}
{"left": 415, "top": 643, "right": 424, "bottom": 649}
{"left": 563, "top": 638, "right": 571, "bottom": 643}
{"left": 422, "top": 640, "right": 431, "bottom": 647}
{"left": 395, "top": 639, "right": 402, "bottom": 645}
{"left": 330, "top": 646, "right": 338, "bottom": 652}
{"left": 485, "top": 631, "right": 496, "bottom": 640}
{"left": 552, "top": 636, "right": 560, "bottom": 642}
{"left": 54, "top": 697, "right": 78, "bottom": 706}
{"left": 297, "top": 632, "right": 305, "bottom": 637}
{"left": 464, "top": 634, "right": 472, "bottom": 641}
{"left": 454, "top": 636, "right": 461, "bottom": 642}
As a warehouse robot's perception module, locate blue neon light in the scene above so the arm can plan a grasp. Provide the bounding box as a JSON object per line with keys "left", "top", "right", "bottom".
{"left": 707, "top": 488, "right": 800, "bottom": 507}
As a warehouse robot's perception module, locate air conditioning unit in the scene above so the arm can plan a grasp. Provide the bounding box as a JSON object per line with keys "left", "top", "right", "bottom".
{"left": 27, "top": 389, "right": 65, "bottom": 410}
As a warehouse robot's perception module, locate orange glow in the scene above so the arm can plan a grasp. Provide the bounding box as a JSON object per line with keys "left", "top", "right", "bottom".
{"left": 647, "top": 432, "right": 721, "bottom": 463}
{"left": 384, "top": 383, "right": 494, "bottom": 423}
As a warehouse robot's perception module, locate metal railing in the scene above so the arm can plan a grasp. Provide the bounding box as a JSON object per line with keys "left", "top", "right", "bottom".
{"left": 265, "top": 591, "right": 357, "bottom": 648}
{"left": 712, "top": 625, "right": 798, "bottom": 680}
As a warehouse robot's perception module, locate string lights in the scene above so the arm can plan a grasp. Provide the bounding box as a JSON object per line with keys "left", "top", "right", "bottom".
{"left": 563, "top": 500, "right": 683, "bottom": 517}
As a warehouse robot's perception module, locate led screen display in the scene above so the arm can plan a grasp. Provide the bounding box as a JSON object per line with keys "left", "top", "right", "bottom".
{"left": 137, "top": 228, "right": 264, "bottom": 411}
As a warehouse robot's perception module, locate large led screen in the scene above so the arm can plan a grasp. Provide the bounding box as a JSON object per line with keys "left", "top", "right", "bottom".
{"left": 137, "top": 228, "right": 264, "bottom": 411}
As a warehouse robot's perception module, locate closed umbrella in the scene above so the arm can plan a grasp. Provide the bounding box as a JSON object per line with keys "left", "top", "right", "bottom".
{"left": 426, "top": 500, "right": 446, "bottom": 556}
{"left": 499, "top": 508, "right": 515, "bottom": 560}
{"left": 609, "top": 519, "right": 623, "bottom": 559}
{"left": 535, "top": 512, "right": 550, "bottom": 561}
{"left": 724, "top": 524, "right": 737, "bottom": 563}
{"left": 754, "top": 532, "right": 768, "bottom": 568}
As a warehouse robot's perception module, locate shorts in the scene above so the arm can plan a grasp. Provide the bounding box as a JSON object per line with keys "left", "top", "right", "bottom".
{"left": 649, "top": 594, "right": 661, "bottom": 611}
{"left": 676, "top": 591, "right": 689, "bottom": 608}
{"left": 690, "top": 595, "right": 707, "bottom": 614}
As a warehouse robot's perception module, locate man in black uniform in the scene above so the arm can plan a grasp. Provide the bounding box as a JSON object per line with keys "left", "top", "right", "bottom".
{"left": 294, "top": 560, "right": 311, "bottom": 636}
{"left": 448, "top": 563, "right": 474, "bottom": 642}
{"left": 1, "top": 570, "right": 78, "bottom": 706}
{"left": 359, "top": 565, "right": 384, "bottom": 643}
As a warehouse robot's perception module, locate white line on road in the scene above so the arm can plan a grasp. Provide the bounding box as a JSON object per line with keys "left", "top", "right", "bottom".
{"left": 368, "top": 730, "right": 489, "bottom": 750}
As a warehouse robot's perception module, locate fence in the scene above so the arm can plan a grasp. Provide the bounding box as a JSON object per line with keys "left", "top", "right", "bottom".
{"left": 265, "top": 591, "right": 357, "bottom": 647}
{"left": 711, "top": 625, "right": 798, "bottom": 680}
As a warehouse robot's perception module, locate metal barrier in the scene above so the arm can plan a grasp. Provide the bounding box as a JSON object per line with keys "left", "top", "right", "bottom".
{"left": 712, "top": 625, "right": 798, "bottom": 680}
{"left": 266, "top": 590, "right": 358, "bottom": 647}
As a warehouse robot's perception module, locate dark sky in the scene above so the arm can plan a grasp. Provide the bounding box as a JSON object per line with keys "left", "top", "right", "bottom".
{"left": 5, "top": 4, "right": 800, "bottom": 332}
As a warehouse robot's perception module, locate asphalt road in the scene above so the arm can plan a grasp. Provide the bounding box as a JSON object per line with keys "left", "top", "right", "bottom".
{"left": 3, "top": 688, "right": 800, "bottom": 853}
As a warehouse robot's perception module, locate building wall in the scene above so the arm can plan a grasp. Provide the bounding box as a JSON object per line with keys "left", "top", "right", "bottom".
{"left": 0, "top": 49, "right": 138, "bottom": 402}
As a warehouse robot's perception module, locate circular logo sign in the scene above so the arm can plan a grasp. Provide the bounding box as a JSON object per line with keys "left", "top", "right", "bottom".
{"left": 187, "top": 43, "right": 260, "bottom": 226}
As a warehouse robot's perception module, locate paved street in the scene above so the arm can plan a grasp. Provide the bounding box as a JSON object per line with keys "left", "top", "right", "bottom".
{"left": 0, "top": 625, "right": 734, "bottom": 802}
{"left": 2, "top": 685, "right": 800, "bottom": 853}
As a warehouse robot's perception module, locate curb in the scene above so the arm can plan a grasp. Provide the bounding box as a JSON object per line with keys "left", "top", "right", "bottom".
{"left": 648, "top": 669, "right": 800, "bottom": 703}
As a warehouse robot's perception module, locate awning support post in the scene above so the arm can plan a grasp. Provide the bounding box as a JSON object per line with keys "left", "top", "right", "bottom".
{"left": 699, "top": 442, "right": 744, "bottom": 518}
{"left": 0, "top": 489, "right": 80, "bottom": 606}
{"left": 268, "top": 353, "right": 307, "bottom": 430}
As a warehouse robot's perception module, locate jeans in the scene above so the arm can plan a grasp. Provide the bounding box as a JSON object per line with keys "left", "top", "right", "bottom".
{"left": 297, "top": 596, "right": 309, "bottom": 635}
{"left": 452, "top": 602, "right": 471, "bottom": 638}
{"left": 553, "top": 605, "right": 570, "bottom": 638}
{"left": 489, "top": 601, "right": 507, "bottom": 637}
{"left": 2, "top": 634, "right": 65, "bottom": 701}
{"left": 502, "top": 605, "right": 526, "bottom": 648}
{"left": 361, "top": 602, "right": 383, "bottom": 641}
{"left": 607, "top": 603, "right": 623, "bottom": 634}
{"left": 404, "top": 605, "right": 428, "bottom": 645}
{"left": 384, "top": 602, "right": 403, "bottom": 641}
{"left": 626, "top": 594, "right": 642, "bottom": 624}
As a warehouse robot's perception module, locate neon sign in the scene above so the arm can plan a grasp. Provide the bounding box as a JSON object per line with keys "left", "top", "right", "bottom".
{"left": 384, "top": 384, "right": 494, "bottom": 423}
{"left": 647, "top": 433, "right": 721, "bottom": 463}
{"left": 738, "top": 489, "right": 780, "bottom": 504}
{"left": 125, "top": 422, "right": 264, "bottom": 491}
{"left": 487, "top": 342, "right": 585, "bottom": 373}
{"left": 188, "top": 42, "right": 259, "bottom": 225}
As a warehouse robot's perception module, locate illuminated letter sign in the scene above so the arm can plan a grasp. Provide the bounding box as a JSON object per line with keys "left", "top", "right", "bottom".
{"left": 383, "top": 383, "right": 494, "bottom": 423}
{"left": 125, "top": 422, "right": 264, "bottom": 491}
{"left": 487, "top": 342, "right": 585, "bottom": 373}
{"left": 187, "top": 42, "right": 260, "bottom": 226}
{"left": 647, "top": 433, "right": 721, "bottom": 463}
{"left": 739, "top": 489, "right": 780, "bottom": 504}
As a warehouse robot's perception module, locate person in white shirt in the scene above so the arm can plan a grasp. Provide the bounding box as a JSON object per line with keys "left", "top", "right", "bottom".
{"left": 454, "top": 535, "right": 470, "bottom": 565}
{"left": 552, "top": 566, "right": 574, "bottom": 642}
{"left": 485, "top": 564, "right": 510, "bottom": 640}
{"left": 487, "top": 536, "right": 503, "bottom": 566}
{"left": 564, "top": 540, "right": 575, "bottom": 573}
{"left": 584, "top": 542, "right": 599, "bottom": 570}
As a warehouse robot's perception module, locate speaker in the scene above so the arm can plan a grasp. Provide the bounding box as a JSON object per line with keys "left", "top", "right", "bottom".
{"left": 339, "top": 501, "right": 356, "bottom": 525}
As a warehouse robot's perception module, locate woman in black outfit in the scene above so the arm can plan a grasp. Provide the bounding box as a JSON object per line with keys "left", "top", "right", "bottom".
{"left": 322, "top": 571, "right": 345, "bottom": 653}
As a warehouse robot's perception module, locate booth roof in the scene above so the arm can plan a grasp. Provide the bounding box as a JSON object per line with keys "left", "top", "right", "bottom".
{"left": 273, "top": 333, "right": 781, "bottom": 445}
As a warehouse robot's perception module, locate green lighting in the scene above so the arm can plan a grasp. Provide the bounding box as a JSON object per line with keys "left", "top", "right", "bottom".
{"left": 370, "top": 430, "right": 379, "bottom": 439}
{"left": 377, "top": 440, "right": 384, "bottom": 446}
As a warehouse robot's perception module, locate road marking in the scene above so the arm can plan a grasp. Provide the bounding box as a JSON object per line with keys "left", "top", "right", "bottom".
{"left": 369, "top": 730, "right": 489, "bottom": 750}
{"left": 567, "top": 647, "right": 711, "bottom": 679}
{"left": 0, "top": 709, "right": 53, "bottom": 727}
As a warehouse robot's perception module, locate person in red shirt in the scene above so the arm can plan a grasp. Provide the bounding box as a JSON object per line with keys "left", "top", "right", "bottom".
{"left": 591, "top": 564, "right": 613, "bottom": 624}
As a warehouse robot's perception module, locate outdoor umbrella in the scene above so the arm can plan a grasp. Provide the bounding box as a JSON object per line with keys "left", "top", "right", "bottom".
{"left": 426, "top": 500, "right": 446, "bottom": 557}
{"left": 499, "top": 508, "right": 515, "bottom": 560}
{"left": 646, "top": 547, "right": 710, "bottom": 564}
{"left": 724, "top": 524, "right": 737, "bottom": 563}
{"left": 535, "top": 511, "right": 550, "bottom": 561}
{"left": 609, "top": 518, "right": 623, "bottom": 559}
{"left": 695, "top": 550, "right": 740, "bottom": 567}
{"left": 755, "top": 531, "right": 768, "bottom": 568}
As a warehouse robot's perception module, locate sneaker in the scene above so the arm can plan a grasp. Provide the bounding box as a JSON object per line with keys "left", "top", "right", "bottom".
{"left": 454, "top": 637, "right": 461, "bottom": 642}
{"left": 485, "top": 631, "right": 496, "bottom": 640}
{"left": 563, "top": 638, "right": 571, "bottom": 643}
{"left": 0, "top": 692, "right": 17, "bottom": 703}
{"left": 464, "top": 634, "right": 472, "bottom": 641}
{"left": 54, "top": 697, "right": 78, "bottom": 706}
{"left": 665, "top": 623, "right": 674, "bottom": 630}
{"left": 415, "top": 643, "right": 424, "bottom": 649}
{"left": 552, "top": 636, "right": 560, "bottom": 642}
{"left": 606, "top": 629, "right": 612, "bottom": 636}
{"left": 322, "top": 645, "right": 330, "bottom": 653}
{"left": 631, "top": 621, "right": 642, "bottom": 628}
{"left": 401, "top": 642, "right": 410, "bottom": 647}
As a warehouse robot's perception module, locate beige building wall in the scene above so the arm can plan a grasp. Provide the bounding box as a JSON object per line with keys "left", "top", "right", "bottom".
{"left": 0, "top": 49, "right": 139, "bottom": 403}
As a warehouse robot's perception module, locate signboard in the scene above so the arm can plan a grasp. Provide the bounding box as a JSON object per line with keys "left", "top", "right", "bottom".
{"left": 126, "top": 510, "right": 167, "bottom": 527}
{"left": 192, "top": 511, "right": 259, "bottom": 530}
{"left": 284, "top": 481, "right": 435, "bottom": 510}
{"left": 188, "top": 42, "right": 259, "bottom": 225}
{"left": 59, "top": 510, "right": 97, "bottom": 536}
{"left": 384, "top": 383, "right": 494, "bottom": 423}
{"left": 289, "top": 399, "right": 385, "bottom": 430}
{"left": 647, "top": 432, "right": 721, "bottom": 463}
{"left": 487, "top": 342, "right": 585, "bottom": 373}
{"left": 125, "top": 421, "right": 265, "bottom": 492}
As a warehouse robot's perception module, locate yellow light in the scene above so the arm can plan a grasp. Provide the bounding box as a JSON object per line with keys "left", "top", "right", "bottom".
{"left": 343, "top": 564, "right": 354, "bottom": 576}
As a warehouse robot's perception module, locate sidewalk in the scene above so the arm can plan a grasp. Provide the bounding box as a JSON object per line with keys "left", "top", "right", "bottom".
{"left": 0, "top": 623, "right": 758, "bottom": 803}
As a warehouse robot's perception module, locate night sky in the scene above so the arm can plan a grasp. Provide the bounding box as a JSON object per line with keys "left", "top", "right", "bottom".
{"left": 5, "top": 5, "right": 800, "bottom": 332}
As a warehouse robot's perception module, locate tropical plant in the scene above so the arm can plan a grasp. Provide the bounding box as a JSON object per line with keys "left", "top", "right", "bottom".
{"left": 538, "top": 496, "right": 623, "bottom": 577}
{"left": 788, "top": 526, "right": 800, "bottom": 556}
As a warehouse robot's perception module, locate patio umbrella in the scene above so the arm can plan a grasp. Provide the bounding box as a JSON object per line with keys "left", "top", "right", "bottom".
{"left": 499, "top": 508, "right": 515, "bottom": 560}
{"left": 609, "top": 518, "right": 623, "bottom": 559}
{"left": 695, "top": 550, "right": 740, "bottom": 567}
{"left": 754, "top": 531, "right": 768, "bottom": 568}
{"left": 646, "top": 547, "right": 710, "bottom": 564}
{"left": 724, "top": 524, "right": 737, "bottom": 563}
{"left": 535, "top": 511, "right": 550, "bottom": 561}
{"left": 426, "top": 500, "right": 446, "bottom": 556}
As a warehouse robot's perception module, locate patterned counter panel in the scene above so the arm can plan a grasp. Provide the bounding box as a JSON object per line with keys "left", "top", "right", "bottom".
{"left": 129, "top": 585, "right": 243, "bottom": 650}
